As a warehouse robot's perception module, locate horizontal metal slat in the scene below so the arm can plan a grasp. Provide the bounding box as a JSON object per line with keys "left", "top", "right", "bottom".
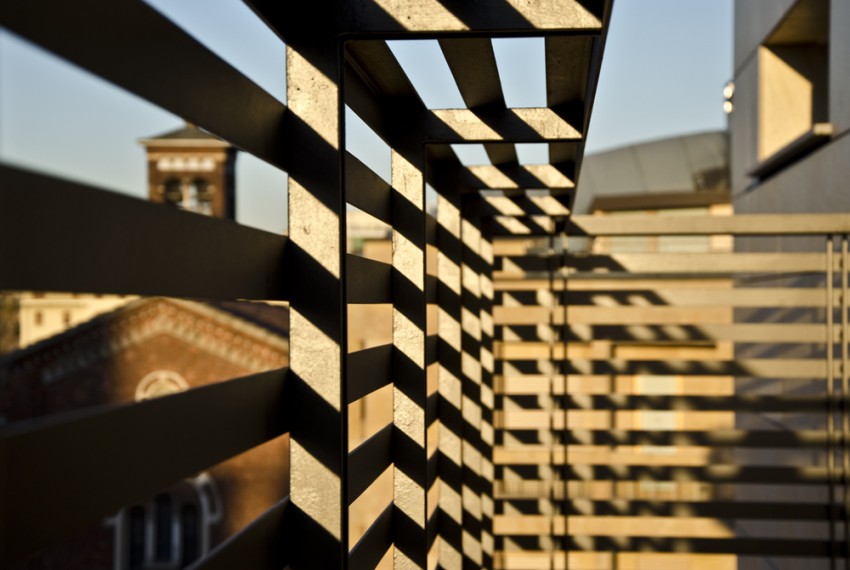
{"left": 464, "top": 164, "right": 574, "bottom": 190}
{"left": 500, "top": 540, "right": 840, "bottom": 557}
{"left": 596, "top": 394, "right": 825, "bottom": 413}
{"left": 500, "top": 551, "right": 733, "bottom": 569}
{"left": 348, "top": 503, "right": 393, "bottom": 570}
{"left": 494, "top": 522, "right": 837, "bottom": 556}
{"left": 490, "top": 324, "right": 828, "bottom": 344}
{"left": 484, "top": 142, "right": 519, "bottom": 166}
{"left": 0, "top": 166, "right": 288, "bottom": 299}
{"left": 546, "top": 35, "right": 595, "bottom": 108}
{"left": 0, "top": 368, "right": 288, "bottom": 565}
{"left": 495, "top": 513, "right": 817, "bottom": 538}
{"left": 495, "top": 480, "right": 818, "bottom": 501}
{"left": 0, "top": 0, "right": 287, "bottom": 169}
{"left": 340, "top": 0, "right": 605, "bottom": 33}
{"left": 495, "top": 305, "right": 732, "bottom": 325}
{"left": 496, "top": 341, "right": 731, "bottom": 361}
{"left": 347, "top": 344, "right": 392, "bottom": 403}
{"left": 346, "top": 152, "right": 392, "bottom": 225}
{"left": 506, "top": 494, "right": 844, "bottom": 521}
{"left": 495, "top": 427, "right": 832, "bottom": 448}
{"left": 498, "top": 288, "right": 836, "bottom": 307}
{"left": 495, "top": 444, "right": 826, "bottom": 467}
{"left": 482, "top": 194, "right": 572, "bottom": 217}
{"left": 342, "top": 45, "right": 425, "bottom": 148}
{"left": 505, "top": 252, "right": 832, "bottom": 274}
{"left": 428, "top": 108, "right": 582, "bottom": 144}
{"left": 568, "top": 213, "right": 850, "bottom": 236}
{"left": 493, "top": 374, "right": 759, "bottom": 397}
{"left": 187, "top": 497, "right": 289, "bottom": 570}
{"left": 490, "top": 215, "right": 557, "bottom": 237}
{"left": 439, "top": 37, "right": 504, "bottom": 109}
{"left": 348, "top": 424, "right": 393, "bottom": 503}
{"left": 496, "top": 395, "right": 824, "bottom": 416}
{"left": 426, "top": 213, "right": 437, "bottom": 246}
{"left": 347, "top": 254, "right": 392, "bottom": 304}
{"left": 560, "top": 323, "right": 831, "bottom": 344}
{"left": 497, "top": 403, "right": 822, "bottom": 429}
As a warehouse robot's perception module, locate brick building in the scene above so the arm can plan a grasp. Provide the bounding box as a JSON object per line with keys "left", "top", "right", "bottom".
{"left": 0, "top": 297, "right": 289, "bottom": 569}
{"left": 139, "top": 122, "right": 236, "bottom": 219}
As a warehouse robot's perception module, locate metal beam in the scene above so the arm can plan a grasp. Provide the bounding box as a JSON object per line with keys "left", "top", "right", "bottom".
{"left": 391, "top": 146, "right": 429, "bottom": 567}
{"left": 463, "top": 165, "right": 574, "bottom": 190}
{"left": 188, "top": 498, "right": 290, "bottom": 570}
{"left": 428, "top": 108, "right": 582, "bottom": 143}
{"left": 497, "top": 252, "right": 836, "bottom": 274}
{"left": 347, "top": 255, "right": 393, "bottom": 304}
{"left": 349, "top": 424, "right": 393, "bottom": 503}
{"left": 346, "top": 152, "right": 393, "bottom": 225}
{"left": 285, "top": 37, "right": 348, "bottom": 569}
{"left": 439, "top": 38, "right": 505, "bottom": 109}
{"left": 340, "top": 0, "right": 606, "bottom": 33}
{"left": 568, "top": 213, "right": 850, "bottom": 236}
{"left": 0, "top": 166, "right": 288, "bottom": 300}
{"left": 484, "top": 143, "right": 519, "bottom": 166}
{"left": 349, "top": 504, "right": 393, "bottom": 570}
{"left": 348, "top": 344, "right": 394, "bottom": 403}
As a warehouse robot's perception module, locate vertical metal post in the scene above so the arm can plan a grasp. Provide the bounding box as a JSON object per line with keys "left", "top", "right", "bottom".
{"left": 548, "top": 233, "right": 558, "bottom": 570}
{"left": 426, "top": 212, "right": 441, "bottom": 570}
{"left": 828, "top": 235, "right": 837, "bottom": 569}
{"left": 391, "top": 148, "right": 428, "bottom": 569}
{"left": 548, "top": 228, "right": 570, "bottom": 570}
{"left": 285, "top": 38, "right": 348, "bottom": 569}
{"left": 479, "top": 225, "right": 496, "bottom": 569}
{"left": 559, "top": 229, "right": 570, "bottom": 570}
{"left": 460, "top": 197, "right": 484, "bottom": 569}
{"left": 842, "top": 235, "right": 849, "bottom": 569}
{"left": 435, "top": 184, "right": 464, "bottom": 569}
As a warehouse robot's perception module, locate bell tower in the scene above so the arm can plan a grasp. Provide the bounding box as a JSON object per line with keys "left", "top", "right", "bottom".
{"left": 139, "top": 123, "right": 236, "bottom": 219}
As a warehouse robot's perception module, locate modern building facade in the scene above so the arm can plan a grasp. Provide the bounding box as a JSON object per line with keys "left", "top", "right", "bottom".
{"left": 731, "top": 0, "right": 847, "bottom": 216}
{"left": 729, "top": 1, "right": 850, "bottom": 568}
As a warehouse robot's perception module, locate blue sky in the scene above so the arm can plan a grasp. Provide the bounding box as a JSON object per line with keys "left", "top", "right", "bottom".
{"left": 0, "top": 0, "right": 732, "bottom": 234}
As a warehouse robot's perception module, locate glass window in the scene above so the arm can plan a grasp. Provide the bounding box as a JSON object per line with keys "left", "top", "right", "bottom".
{"left": 190, "top": 178, "right": 213, "bottom": 216}
{"left": 154, "top": 494, "right": 172, "bottom": 561}
{"left": 163, "top": 178, "right": 183, "bottom": 207}
{"left": 180, "top": 505, "right": 200, "bottom": 567}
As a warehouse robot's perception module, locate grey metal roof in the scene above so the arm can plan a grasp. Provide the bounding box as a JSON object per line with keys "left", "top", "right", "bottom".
{"left": 575, "top": 130, "right": 729, "bottom": 214}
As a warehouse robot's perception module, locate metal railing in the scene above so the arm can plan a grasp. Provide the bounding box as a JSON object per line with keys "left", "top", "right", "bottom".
{"left": 492, "top": 214, "right": 850, "bottom": 569}
{"left": 0, "top": 1, "right": 611, "bottom": 568}
{"left": 3, "top": 2, "right": 850, "bottom": 569}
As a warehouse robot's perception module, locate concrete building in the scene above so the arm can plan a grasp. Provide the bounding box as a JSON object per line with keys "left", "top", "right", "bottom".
{"left": 576, "top": 130, "right": 729, "bottom": 216}
{"left": 730, "top": 0, "right": 846, "bottom": 217}
{"left": 729, "top": 1, "right": 849, "bottom": 569}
